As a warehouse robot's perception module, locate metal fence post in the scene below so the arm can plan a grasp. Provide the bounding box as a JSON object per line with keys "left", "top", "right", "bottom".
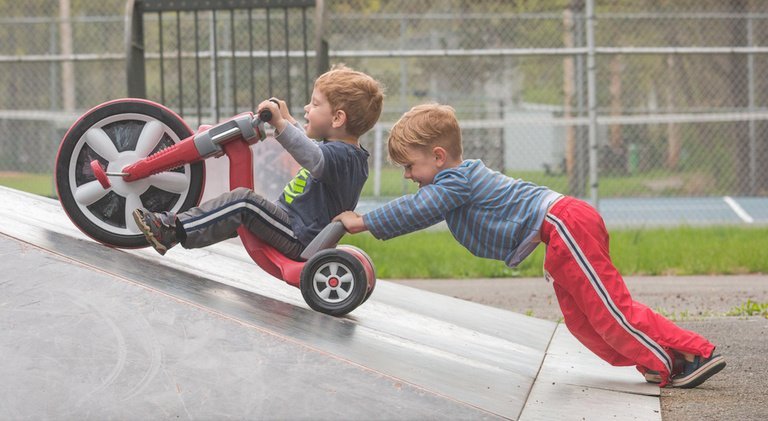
{"left": 125, "top": 0, "right": 146, "bottom": 98}
{"left": 748, "top": 13, "right": 757, "bottom": 195}
{"left": 373, "top": 124, "right": 383, "bottom": 198}
{"left": 586, "top": 0, "right": 599, "bottom": 207}
{"left": 314, "top": 0, "right": 328, "bottom": 75}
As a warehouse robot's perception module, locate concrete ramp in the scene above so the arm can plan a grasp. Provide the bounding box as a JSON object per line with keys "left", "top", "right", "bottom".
{"left": 0, "top": 187, "right": 660, "bottom": 420}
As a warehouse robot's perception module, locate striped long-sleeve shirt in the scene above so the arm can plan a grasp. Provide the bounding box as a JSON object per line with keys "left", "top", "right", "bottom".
{"left": 363, "top": 160, "right": 562, "bottom": 267}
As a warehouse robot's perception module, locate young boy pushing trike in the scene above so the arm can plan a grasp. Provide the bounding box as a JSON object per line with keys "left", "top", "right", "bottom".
{"left": 334, "top": 103, "right": 725, "bottom": 388}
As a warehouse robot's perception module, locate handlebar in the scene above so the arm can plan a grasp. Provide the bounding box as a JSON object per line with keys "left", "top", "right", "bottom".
{"left": 255, "top": 98, "right": 280, "bottom": 124}
{"left": 257, "top": 108, "right": 273, "bottom": 123}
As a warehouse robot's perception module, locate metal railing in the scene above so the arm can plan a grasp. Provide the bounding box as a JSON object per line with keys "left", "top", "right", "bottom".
{"left": 125, "top": 0, "right": 327, "bottom": 125}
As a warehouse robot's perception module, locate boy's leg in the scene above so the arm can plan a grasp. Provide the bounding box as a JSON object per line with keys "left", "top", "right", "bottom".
{"left": 177, "top": 187, "right": 304, "bottom": 259}
{"left": 554, "top": 275, "right": 682, "bottom": 383}
{"left": 552, "top": 281, "right": 636, "bottom": 366}
{"left": 542, "top": 197, "right": 716, "bottom": 385}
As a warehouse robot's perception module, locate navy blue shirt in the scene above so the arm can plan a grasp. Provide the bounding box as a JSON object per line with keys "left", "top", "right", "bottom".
{"left": 278, "top": 140, "right": 369, "bottom": 246}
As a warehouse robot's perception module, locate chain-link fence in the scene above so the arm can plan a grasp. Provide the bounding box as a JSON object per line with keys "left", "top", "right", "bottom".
{"left": 2, "top": 0, "right": 768, "bottom": 226}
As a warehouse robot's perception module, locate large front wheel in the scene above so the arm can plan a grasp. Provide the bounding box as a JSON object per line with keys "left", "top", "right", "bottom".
{"left": 55, "top": 99, "right": 204, "bottom": 247}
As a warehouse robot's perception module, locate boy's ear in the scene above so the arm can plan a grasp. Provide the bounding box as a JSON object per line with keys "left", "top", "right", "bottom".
{"left": 433, "top": 146, "right": 448, "bottom": 166}
{"left": 332, "top": 109, "right": 347, "bottom": 128}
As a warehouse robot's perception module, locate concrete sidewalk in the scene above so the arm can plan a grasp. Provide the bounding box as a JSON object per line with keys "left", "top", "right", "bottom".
{"left": 392, "top": 276, "right": 768, "bottom": 421}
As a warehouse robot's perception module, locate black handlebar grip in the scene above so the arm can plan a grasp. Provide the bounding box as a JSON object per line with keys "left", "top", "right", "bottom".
{"left": 257, "top": 99, "right": 280, "bottom": 123}
{"left": 258, "top": 108, "right": 273, "bottom": 123}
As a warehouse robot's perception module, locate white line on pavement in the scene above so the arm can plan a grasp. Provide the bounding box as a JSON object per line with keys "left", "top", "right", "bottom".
{"left": 723, "top": 196, "right": 754, "bottom": 223}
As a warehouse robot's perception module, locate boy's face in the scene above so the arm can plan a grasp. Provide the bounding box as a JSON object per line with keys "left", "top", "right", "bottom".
{"left": 400, "top": 146, "right": 442, "bottom": 188}
{"left": 303, "top": 88, "right": 335, "bottom": 139}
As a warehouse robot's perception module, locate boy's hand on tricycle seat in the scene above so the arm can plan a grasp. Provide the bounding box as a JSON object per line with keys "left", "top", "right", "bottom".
{"left": 333, "top": 211, "right": 367, "bottom": 234}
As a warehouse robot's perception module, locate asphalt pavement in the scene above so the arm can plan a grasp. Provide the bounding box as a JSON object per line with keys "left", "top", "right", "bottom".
{"left": 392, "top": 275, "right": 768, "bottom": 421}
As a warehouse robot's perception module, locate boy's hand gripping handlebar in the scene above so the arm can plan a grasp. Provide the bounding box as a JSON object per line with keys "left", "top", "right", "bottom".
{"left": 256, "top": 108, "right": 273, "bottom": 124}
{"left": 254, "top": 98, "right": 280, "bottom": 125}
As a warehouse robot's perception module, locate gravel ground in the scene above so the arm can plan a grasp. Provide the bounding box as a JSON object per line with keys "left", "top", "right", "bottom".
{"left": 390, "top": 275, "right": 768, "bottom": 421}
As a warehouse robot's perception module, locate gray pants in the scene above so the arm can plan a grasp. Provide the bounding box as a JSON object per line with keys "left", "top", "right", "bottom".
{"left": 176, "top": 187, "right": 304, "bottom": 260}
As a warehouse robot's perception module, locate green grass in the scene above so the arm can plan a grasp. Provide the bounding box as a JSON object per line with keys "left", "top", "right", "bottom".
{"left": 340, "top": 226, "right": 768, "bottom": 279}
{"left": 726, "top": 300, "right": 768, "bottom": 318}
{"left": 363, "top": 167, "right": 725, "bottom": 198}
{"left": 9, "top": 166, "right": 714, "bottom": 200}
{"left": 0, "top": 172, "right": 55, "bottom": 197}
{"left": 4, "top": 173, "right": 768, "bottom": 280}
{"left": 341, "top": 230, "right": 537, "bottom": 279}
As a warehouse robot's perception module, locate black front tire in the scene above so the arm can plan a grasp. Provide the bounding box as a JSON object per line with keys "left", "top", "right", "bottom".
{"left": 55, "top": 99, "right": 204, "bottom": 248}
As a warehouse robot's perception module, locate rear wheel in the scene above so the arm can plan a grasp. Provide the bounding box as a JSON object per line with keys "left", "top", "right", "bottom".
{"left": 337, "top": 245, "right": 376, "bottom": 304}
{"left": 55, "top": 99, "right": 204, "bottom": 247}
{"left": 300, "top": 249, "right": 368, "bottom": 316}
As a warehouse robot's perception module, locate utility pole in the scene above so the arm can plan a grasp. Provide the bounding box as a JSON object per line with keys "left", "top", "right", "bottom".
{"left": 59, "top": 0, "right": 76, "bottom": 111}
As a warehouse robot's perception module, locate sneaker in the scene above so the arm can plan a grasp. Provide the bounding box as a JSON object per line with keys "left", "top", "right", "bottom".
{"left": 644, "top": 370, "right": 662, "bottom": 384}
{"left": 671, "top": 354, "right": 726, "bottom": 388}
{"left": 133, "top": 208, "right": 178, "bottom": 255}
{"left": 644, "top": 353, "right": 685, "bottom": 384}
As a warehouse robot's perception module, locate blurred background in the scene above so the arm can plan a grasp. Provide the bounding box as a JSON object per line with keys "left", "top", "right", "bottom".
{"left": 2, "top": 0, "right": 768, "bottom": 227}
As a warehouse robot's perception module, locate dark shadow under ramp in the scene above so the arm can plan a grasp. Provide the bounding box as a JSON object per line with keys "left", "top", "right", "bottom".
{"left": 0, "top": 187, "right": 555, "bottom": 419}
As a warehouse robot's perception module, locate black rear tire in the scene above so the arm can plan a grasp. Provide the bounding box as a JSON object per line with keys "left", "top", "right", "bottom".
{"left": 337, "top": 244, "right": 376, "bottom": 304}
{"left": 300, "top": 249, "right": 368, "bottom": 316}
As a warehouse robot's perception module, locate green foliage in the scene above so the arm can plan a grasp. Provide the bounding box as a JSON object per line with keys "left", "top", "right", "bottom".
{"left": 726, "top": 300, "right": 768, "bottom": 318}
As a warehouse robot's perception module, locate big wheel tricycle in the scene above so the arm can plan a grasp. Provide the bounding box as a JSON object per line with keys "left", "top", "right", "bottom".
{"left": 55, "top": 98, "right": 376, "bottom": 316}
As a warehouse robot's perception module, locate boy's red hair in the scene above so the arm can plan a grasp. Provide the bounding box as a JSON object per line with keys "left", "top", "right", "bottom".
{"left": 388, "top": 103, "right": 463, "bottom": 165}
{"left": 314, "top": 64, "right": 384, "bottom": 137}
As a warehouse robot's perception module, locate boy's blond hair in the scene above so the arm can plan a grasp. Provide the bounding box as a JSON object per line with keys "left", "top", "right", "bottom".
{"left": 314, "top": 64, "right": 384, "bottom": 138}
{"left": 387, "top": 103, "right": 463, "bottom": 165}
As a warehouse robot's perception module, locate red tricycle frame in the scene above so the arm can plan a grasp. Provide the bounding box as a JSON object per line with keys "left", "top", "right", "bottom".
{"left": 55, "top": 98, "right": 375, "bottom": 316}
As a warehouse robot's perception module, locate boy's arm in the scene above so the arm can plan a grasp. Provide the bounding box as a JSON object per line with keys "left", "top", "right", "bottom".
{"left": 273, "top": 119, "right": 325, "bottom": 177}
{"left": 258, "top": 99, "right": 325, "bottom": 177}
{"left": 361, "top": 194, "right": 443, "bottom": 239}
{"left": 362, "top": 178, "right": 470, "bottom": 239}
{"left": 335, "top": 170, "right": 470, "bottom": 239}
{"left": 335, "top": 200, "right": 441, "bottom": 239}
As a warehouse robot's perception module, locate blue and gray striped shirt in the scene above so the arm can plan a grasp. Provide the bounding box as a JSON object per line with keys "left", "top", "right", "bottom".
{"left": 363, "top": 160, "right": 561, "bottom": 267}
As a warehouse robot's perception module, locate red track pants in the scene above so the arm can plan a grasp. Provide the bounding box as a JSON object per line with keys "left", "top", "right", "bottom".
{"left": 540, "top": 197, "right": 715, "bottom": 386}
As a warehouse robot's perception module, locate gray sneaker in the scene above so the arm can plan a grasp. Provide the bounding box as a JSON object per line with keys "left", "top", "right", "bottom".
{"left": 644, "top": 353, "right": 685, "bottom": 384}
{"left": 671, "top": 354, "right": 726, "bottom": 388}
{"left": 133, "top": 208, "right": 178, "bottom": 255}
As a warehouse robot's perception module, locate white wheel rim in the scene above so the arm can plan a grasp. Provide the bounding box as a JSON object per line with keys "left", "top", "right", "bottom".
{"left": 312, "top": 261, "right": 356, "bottom": 304}
{"left": 66, "top": 113, "right": 192, "bottom": 235}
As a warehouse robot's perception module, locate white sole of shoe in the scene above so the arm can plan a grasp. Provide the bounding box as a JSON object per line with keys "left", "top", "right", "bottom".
{"left": 671, "top": 355, "right": 726, "bottom": 388}
{"left": 644, "top": 372, "right": 662, "bottom": 384}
